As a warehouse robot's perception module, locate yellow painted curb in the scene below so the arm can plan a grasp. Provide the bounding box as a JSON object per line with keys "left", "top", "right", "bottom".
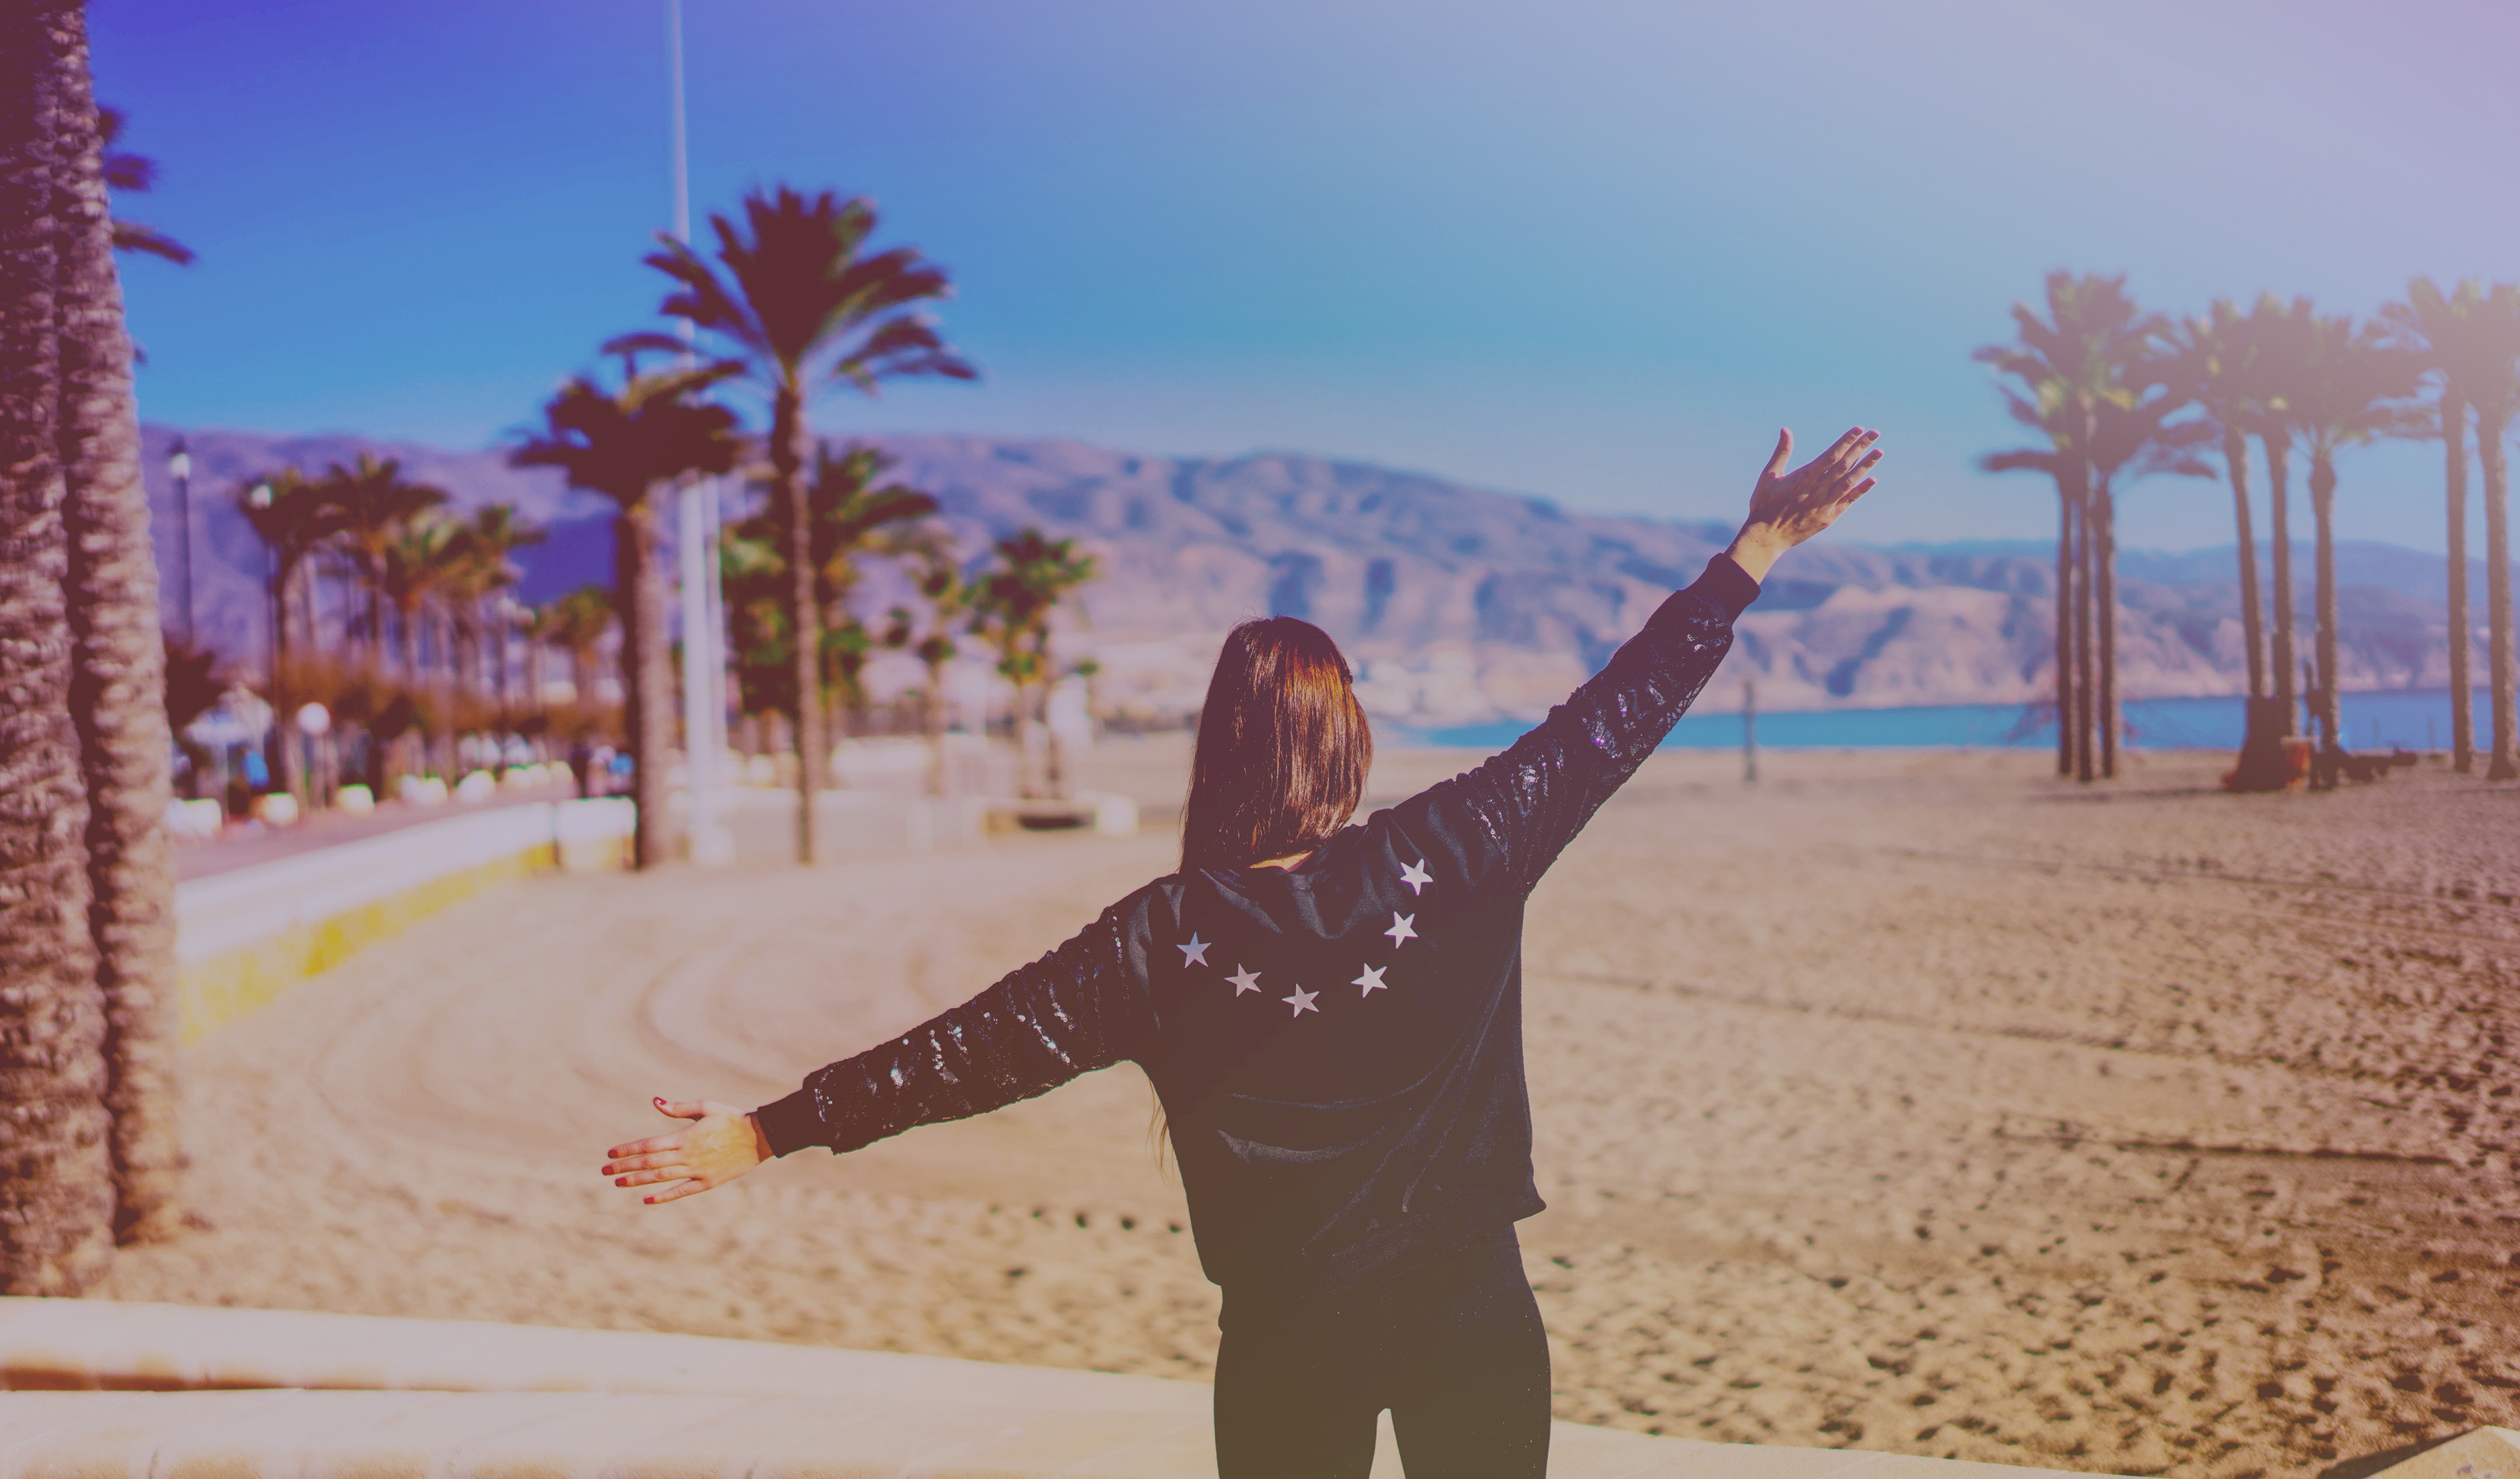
{"left": 177, "top": 843, "right": 559, "bottom": 1044}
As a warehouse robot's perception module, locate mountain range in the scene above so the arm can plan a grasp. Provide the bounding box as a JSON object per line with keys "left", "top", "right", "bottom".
{"left": 137, "top": 424, "right": 2495, "bottom": 724}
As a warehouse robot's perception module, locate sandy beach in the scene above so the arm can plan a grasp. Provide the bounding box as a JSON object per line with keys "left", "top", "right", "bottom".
{"left": 107, "top": 738, "right": 2520, "bottom": 1479}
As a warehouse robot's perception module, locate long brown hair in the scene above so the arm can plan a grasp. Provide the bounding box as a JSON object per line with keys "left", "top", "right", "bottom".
{"left": 1180, "top": 617, "right": 1373, "bottom": 871}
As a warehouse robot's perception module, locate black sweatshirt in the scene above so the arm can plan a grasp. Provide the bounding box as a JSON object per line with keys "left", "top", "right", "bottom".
{"left": 758, "top": 555, "right": 1759, "bottom": 1304}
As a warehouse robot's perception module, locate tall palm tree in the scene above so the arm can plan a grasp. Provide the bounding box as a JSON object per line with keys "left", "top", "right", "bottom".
{"left": 2282, "top": 310, "right": 2425, "bottom": 770}
{"left": 2087, "top": 385, "right": 2214, "bottom": 776}
{"left": 640, "top": 185, "right": 975, "bottom": 862}
{"left": 2464, "top": 285, "right": 2520, "bottom": 780}
{"left": 53, "top": 5, "right": 182, "bottom": 1246}
{"left": 970, "top": 529, "right": 1098, "bottom": 799}
{"left": 0, "top": 0, "right": 116, "bottom": 1292}
{"left": 2161, "top": 304, "right": 2272, "bottom": 705}
{"left": 2382, "top": 279, "right": 2486, "bottom": 772}
{"left": 1975, "top": 273, "right": 2156, "bottom": 780}
{"left": 513, "top": 363, "right": 741, "bottom": 868}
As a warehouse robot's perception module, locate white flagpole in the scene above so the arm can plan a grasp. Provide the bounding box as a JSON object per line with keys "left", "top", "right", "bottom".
{"left": 670, "top": 0, "right": 734, "bottom": 864}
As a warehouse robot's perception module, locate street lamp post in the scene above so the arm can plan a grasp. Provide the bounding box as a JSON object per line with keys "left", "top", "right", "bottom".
{"left": 169, "top": 437, "right": 195, "bottom": 645}
{"left": 246, "top": 480, "right": 276, "bottom": 676}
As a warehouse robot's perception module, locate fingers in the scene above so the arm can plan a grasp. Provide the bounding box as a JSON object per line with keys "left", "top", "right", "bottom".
{"left": 1811, "top": 428, "right": 1876, "bottom": 481}
{"left": 603, "top": 1132, "right": 687, "bottom": 1161}
{"left": 654, "top": 1097, "right": 707, "bottom": 1120}
{"left": 646, "top": 1177, "right": 715, "bottom": 1205}
{"left": 613, "top": 1166, "right": 688, "bottom": 1187}
{"left": 1762, "top": 428, "right": 1793, "bottom": 482}
{"left": 601, "top": 1148, "right": 686, "bottom": 1175}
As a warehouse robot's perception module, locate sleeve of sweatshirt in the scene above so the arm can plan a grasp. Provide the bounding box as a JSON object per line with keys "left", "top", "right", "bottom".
{"left": 753, "top": 902, "right": 1149, "bottom": 1158}
{"left": 1399, "top": 553, "right": 1759, "bottom": 897}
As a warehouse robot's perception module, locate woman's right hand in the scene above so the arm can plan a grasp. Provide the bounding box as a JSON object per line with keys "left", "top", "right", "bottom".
{"left": 1725, "top": 426, "right": 1882, "bottom": 582}
{"left": 601, "top": 1096, "right": 772, "bottom": 1204}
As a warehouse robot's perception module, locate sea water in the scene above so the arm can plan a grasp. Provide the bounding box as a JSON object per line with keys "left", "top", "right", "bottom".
{"left": 1417, "top": 688, "right": 2501, "bottom": 754}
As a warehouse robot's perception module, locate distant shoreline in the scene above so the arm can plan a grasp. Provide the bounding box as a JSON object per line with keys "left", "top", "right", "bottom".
{"left": 1407, "top": 686, "right": 2496, "bottom": 753}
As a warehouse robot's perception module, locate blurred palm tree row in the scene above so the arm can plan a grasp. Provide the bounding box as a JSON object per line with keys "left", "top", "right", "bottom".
{"left": 516, "top": 185, "right": 1099, "bottom": 869}
{"left": 228, "top": 450, "right": 608, "bottom": 802}
{"left": 1979, "top": 272, "right": 2519, "bottom": 788}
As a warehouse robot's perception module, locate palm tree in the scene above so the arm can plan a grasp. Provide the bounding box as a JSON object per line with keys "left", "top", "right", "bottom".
{"left": 2280, "top": 309, "right": 2425, "bottom": 772}
{"left": 539, "top": 584, "right": 617, "bottom": 707}
{"left": 1, "top": 0, "right": 120, "bottom": 1292}
{"left": 896, "top": 537, "right": 972, "bottom": 795}
{"left": 1975, "top": 273, "right": 2157, "bottom": 780}
{"left": 806, "top": 441, "right": 939, "bottom": 744}
{"left": 640, "top": 185, "right": 975, "bottom": 862}
{"left": 2382, "top": 279, "right": 2486, "bottom": 772}
{"left": 2464, "top": 286, "right": 2520, "bottom": 780}
{"left": 445, "top": 504, "right": 541, "bottom": 709}
{"left": 2087, "top": 386, "right": 2214, "bottom": 776}
{"left": 53, "top": 8, "right": 184, "bottom": 1246}
{"left": 513, "top": 363, "right": 741, "bottom": 868}
{"left": 2161, "top": 304, "right": 2273, "bottom": 706}
{"left": 720, "top": 441, "right": 939, "bottom": 766}
{"left": 97, "top": 105, "right": 191, "bottom": 266}
{"left": 969, "top": 529, "right": 1098, "bottom": 799}
{"left": 238, "top": 468, "right": 344, "bottom": 662}
{"left": 325, "top": 454, "right": 446, "bottom": 672}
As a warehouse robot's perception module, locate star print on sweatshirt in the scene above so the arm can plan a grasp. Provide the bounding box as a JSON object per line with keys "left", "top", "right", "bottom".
{"left": 756, "top": 555, "right": 1759, "bottom": 1304}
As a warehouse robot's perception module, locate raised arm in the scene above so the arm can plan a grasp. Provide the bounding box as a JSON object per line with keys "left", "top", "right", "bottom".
{"left": 1407, "top": 426, "right": 1880, "bottom": 894}
{"left": 603, "top": 905, "right": 1147, "bottom": 1203}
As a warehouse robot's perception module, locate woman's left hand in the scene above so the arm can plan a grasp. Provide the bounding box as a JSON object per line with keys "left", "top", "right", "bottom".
{"left": 602, "top": 1097, "right": 771, "bottom": 1204}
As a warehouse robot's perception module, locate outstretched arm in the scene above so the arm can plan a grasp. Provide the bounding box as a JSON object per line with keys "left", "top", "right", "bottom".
{"left": 1406, "top": 426, "right": 1881, "bottom": 894}
{"left": 601, "top": 906, "right": 1147, "bottom": 1204}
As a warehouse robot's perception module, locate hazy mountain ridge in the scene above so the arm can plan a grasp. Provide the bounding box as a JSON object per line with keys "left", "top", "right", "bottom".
{"left": 140, "top": 424, "right": 2492, "bottom": 722}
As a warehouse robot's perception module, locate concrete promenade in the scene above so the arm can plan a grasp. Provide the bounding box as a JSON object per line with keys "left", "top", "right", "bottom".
{"left": 0, "top": 1299, "right": 2116, "bottom": 1478}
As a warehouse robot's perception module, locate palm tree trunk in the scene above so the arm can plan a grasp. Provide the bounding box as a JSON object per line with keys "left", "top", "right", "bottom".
{"left": 2224, "top": 426, "right": 2267, "bottom": 702}
{"left": 0, "top": 0, "right": 116, "bottom": 1291}
{"left": 617, "top": 498, "right": 675, "bottom": 866}
{"left": 924, "top": 654, "right": 949, "bottom": 797}
{"left": 2095, "top": 478, "right": 2118, "bottom": 779}
{"left": 2310, "top": 451, "right": 2343, "bottom": 770}
{"left": 2054, "top": 486, "right": 2074, "bottom": 776}
{"left": 772, "top": 382, "right": 819, "bottom": 862}
{"left": 2443, "top": 392, "right": 2475, "bottom": 770}
{"left": 50, "top": 4, "right": 180, "bottom": 1243}
{"left": 2482, "top": 406, "right": 2517, "bottom": 781}
{"left": 617, "top": 498, "right": 675, "bottom": 867}
{"left": 2074, "top": 483, "right": 2095, "bottom": 783}
{"left": 2264, "top": 433, "right": 2298, "bottom": 737}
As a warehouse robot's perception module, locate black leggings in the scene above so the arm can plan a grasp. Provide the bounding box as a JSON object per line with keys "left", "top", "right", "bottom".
{"left": 1213, "top": 1228, "right": 1551, "bottom": 1478}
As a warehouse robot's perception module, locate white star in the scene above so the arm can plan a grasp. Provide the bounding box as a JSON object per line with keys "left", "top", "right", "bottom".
{"left": 1385, "top": 912, "right": 1418, "bottom": 947}
{"left": 1227, "top": 965, "right": 1262, "bottom": 995}
{"left": 1352, "top": 963, "right": 1387, "bottom": 997}
{"left": 1399, "top": 858, "right": 1432, "bottom": 895}
{"left": 1178, "top": 933, "right": 1210, "bottom": 967}
{"left": 1283, "top": 984, "right": 1319, "bottom": 1017}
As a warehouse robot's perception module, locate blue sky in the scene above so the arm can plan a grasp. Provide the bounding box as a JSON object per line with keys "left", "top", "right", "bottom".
{"left": 97, "top": 0, "right": 2520, "bottom": 553}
